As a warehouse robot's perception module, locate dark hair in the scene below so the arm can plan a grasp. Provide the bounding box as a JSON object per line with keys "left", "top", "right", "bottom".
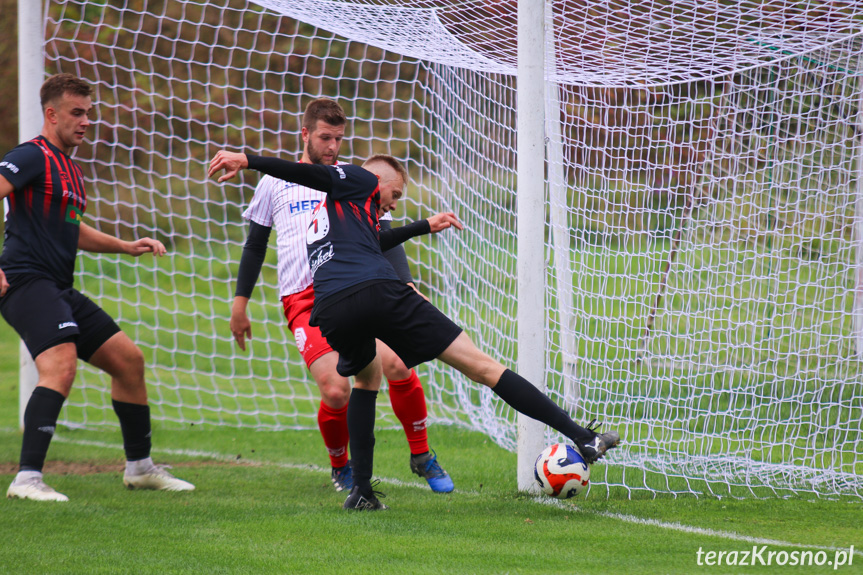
{"left": 40, "top": 74, "right": 92, "bottom": 109}
{"left": 363, "top": 154, "right": 409, "bottom": 194}
{"left": 302, "top": 98, "right": 346, "bottom": 132}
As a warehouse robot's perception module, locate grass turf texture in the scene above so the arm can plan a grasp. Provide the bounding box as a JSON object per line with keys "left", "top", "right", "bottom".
{"left": 1, "top": 309, "right": 862, "bottom": 574}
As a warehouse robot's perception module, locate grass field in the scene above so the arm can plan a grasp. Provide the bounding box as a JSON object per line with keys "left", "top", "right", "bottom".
{"left": 1, "top": 313, "right": 862, "bottom": 574}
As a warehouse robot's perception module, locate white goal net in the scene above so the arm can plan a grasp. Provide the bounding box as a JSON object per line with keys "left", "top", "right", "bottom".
{"left": 37, "top": 0, "right": 863, "bottom": 498}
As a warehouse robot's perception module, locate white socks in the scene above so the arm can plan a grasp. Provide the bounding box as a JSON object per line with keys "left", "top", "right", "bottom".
{"left": 125, "top": 457, "right": 156, "bottom": 476}
{"left": 13, "top": 470, "right": 43, "bottom": 484}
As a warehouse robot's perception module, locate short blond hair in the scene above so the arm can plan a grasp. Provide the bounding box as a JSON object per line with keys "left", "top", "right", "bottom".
{"left": 362, "top": 154, "right": 408, "bottom": 184}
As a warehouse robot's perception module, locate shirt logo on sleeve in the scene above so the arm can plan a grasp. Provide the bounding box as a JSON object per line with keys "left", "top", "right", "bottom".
{"left": 333, "top": 165, "right": 346, "bottom": 179}
{"left": 0, "top": 161, "right": 19, "bottom": 174}
{"left": 65, "top": 206, "right": 83, "bottom": 226}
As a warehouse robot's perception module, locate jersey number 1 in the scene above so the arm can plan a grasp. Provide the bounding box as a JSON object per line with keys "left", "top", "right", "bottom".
{"left": 307, "top": 202, "right": 330, "bottom": 244}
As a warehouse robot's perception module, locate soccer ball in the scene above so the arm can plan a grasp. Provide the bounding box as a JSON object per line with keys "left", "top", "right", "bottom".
{"left": 534, "top": 443, "right": 591, "bottom": 499}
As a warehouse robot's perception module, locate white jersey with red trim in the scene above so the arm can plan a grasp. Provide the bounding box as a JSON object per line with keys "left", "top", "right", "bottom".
{"left": 243, "top": 166, "right": 395, "bottom": 297}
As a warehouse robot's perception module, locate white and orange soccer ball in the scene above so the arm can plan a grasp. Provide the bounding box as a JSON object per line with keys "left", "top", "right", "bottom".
{"left": 534, "top": 443, "right": 591, "bottom": 499}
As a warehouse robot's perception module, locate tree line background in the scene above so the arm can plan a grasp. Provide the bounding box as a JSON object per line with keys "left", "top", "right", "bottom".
{"left": 0, "top": 0, "right": 18, "bottom": 157}
{"left": 0, "top": 0, "right": 860, "bottom": 247}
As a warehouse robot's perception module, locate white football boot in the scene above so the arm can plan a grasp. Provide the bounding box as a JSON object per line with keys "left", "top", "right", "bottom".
{"left": 124, "top": 460, "right": 195, "bottom": 492}
{"left": 7, "top": 473, "right": 69, "bottom": 502}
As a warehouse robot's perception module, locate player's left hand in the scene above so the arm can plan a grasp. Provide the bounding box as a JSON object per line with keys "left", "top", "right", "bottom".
{"left": 208, "top": 151, "right": 249, "bottom": 183}
{"left": 126, "top": 237, "right": 167, "bottom": 257}
{"left": 427, "top": 212, "right": 463, "bottom": 233}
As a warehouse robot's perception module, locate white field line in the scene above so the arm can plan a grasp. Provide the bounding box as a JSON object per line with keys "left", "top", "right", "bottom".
{"left": 15, "top": 434, "right": 860, "bottom": 558}
{"left": 531, "top": 496, "right": 863, "bottom": 558}
{"left": 50, "top": 435, "right": 431, "bottom": 490}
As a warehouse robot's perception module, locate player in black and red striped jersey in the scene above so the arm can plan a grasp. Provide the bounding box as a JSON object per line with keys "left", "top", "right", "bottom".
{"left": 209, "top": 149, "right": 621, "bottom": 511}
{"left": 0, "top": 74, "right": 194, "bottom": 501}
{"left": 230, "top": 98, "right": 454, "bottom": 494}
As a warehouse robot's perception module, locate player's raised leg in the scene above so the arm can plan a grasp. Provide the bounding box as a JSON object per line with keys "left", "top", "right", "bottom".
{"left": 437, "top": 332, "right": 620, "bottom": 463}
{"left": 6, "top": 343, "right": 77, "bottom": 502}
{"left": 88, "top": 332, "right": 194, "bottom": 492}
{"left": 379, "top": 340, "right": 453, "bottom": 493}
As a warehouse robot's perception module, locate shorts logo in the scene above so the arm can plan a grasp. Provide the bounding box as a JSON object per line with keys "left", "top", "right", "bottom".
{"left": 58, "top": 321, "right": 77, "bottom": 330}
{"left": 294, "top": 327, "right": 307, "bottom": 352}
{"left": 65, "top": 205, "right": 83, "bottom": 226}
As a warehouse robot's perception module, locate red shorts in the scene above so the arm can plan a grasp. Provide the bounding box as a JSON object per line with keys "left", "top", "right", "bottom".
{"left": 282, "top": 286, "right": 333, "bottom": 368}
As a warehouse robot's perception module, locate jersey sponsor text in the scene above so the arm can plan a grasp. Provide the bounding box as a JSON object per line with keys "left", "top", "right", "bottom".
{"left": 289, "top": 199, "right": 321, "bottom": 214}
{"left": 309, "top": 243, "right": 334, "bottom": 275}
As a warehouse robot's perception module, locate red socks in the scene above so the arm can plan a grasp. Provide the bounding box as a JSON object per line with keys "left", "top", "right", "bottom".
{"left": 317, "top": 401, "right": 349, "bottom": 468}
{"left": 388, "top": 370, "right": 430, "bottom": 455}
{"left": 318, "top": 370, "right": 430, "bottom": 466}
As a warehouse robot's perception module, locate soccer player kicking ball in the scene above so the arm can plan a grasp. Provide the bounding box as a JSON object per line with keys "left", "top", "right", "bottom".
{"left": 0, "top": 74, "right": 194, "bottom": 501}
{"left": 209, "top": 150, "right": 620, "bottom": 510}
{"left": 230, "top": 98, "right": 453, "bottom": 493}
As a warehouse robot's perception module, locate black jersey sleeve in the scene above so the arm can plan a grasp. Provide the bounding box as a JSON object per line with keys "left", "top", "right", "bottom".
{"left": 379, "top": 219, "right": 431, "bottom": 252}
{"left": 380, "top": 219, "right": 414, "bottom": 284}
{"left": 234, "top": 220, "right": 272, "bottom": 298}
{"left": 0, "top": 142, "right": 45, "bottom": 190}
{"left": 246, "top": 155, "right": 332, "bottom": 193}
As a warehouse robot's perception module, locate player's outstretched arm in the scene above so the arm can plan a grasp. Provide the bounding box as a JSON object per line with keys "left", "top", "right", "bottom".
{"left": 78, "top": 222, "right": 167, "bottom": 257}
{"left": 209, "top": 152, "right": 333, "bottom": 193}
{"left": 379, "top": 212, "right": 463, "bottom": 251}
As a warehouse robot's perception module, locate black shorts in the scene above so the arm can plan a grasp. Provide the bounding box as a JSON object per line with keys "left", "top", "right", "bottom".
{"left": 310, "top": 280, "right": 463, "bottom": 377}
{"left": 0, "top": 275, "right": 121, "bottom": 361}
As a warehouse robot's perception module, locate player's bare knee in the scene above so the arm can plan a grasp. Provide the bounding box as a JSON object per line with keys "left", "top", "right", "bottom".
{"left": 381, "top": 357, "right": 410, "bottom": 380}
{"left": 40, "top": 365, "right": 77, "bottom": 396}
{"left": 36, "top": 348, "right": 78, "bottom": 394}
{"left": 122, "top": 344, "right": 146, "bottom": 379}
{"left": 318, "top": 374, "right": 350, "bottom": 408}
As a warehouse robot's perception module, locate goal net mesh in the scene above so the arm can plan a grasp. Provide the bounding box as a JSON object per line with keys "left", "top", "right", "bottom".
{"left": 41, "top": 0, "right": 863, "bottom": 498}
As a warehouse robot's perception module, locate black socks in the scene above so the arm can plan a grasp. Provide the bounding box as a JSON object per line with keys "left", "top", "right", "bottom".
{"left": 347, "top": 388, "right": 378, "bottom": 489}
{"left": 112, "top": 400, "right": 152, "bottom": 461}
{"left": 492, "top": 369, "right": 592, "bottom": 443}
{"left": 20, "top": 387, "right": 66, "bottom": 472}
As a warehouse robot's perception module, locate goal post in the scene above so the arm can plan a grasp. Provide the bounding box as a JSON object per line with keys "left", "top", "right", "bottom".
{"left": 16, "top": 0, "right": 43, "bottom": 430}
{"left": 515, "top": 0, "right": 548, "bottom": 493}
{"left": 26, "top": 0, "right": 863, "bottom": 499}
